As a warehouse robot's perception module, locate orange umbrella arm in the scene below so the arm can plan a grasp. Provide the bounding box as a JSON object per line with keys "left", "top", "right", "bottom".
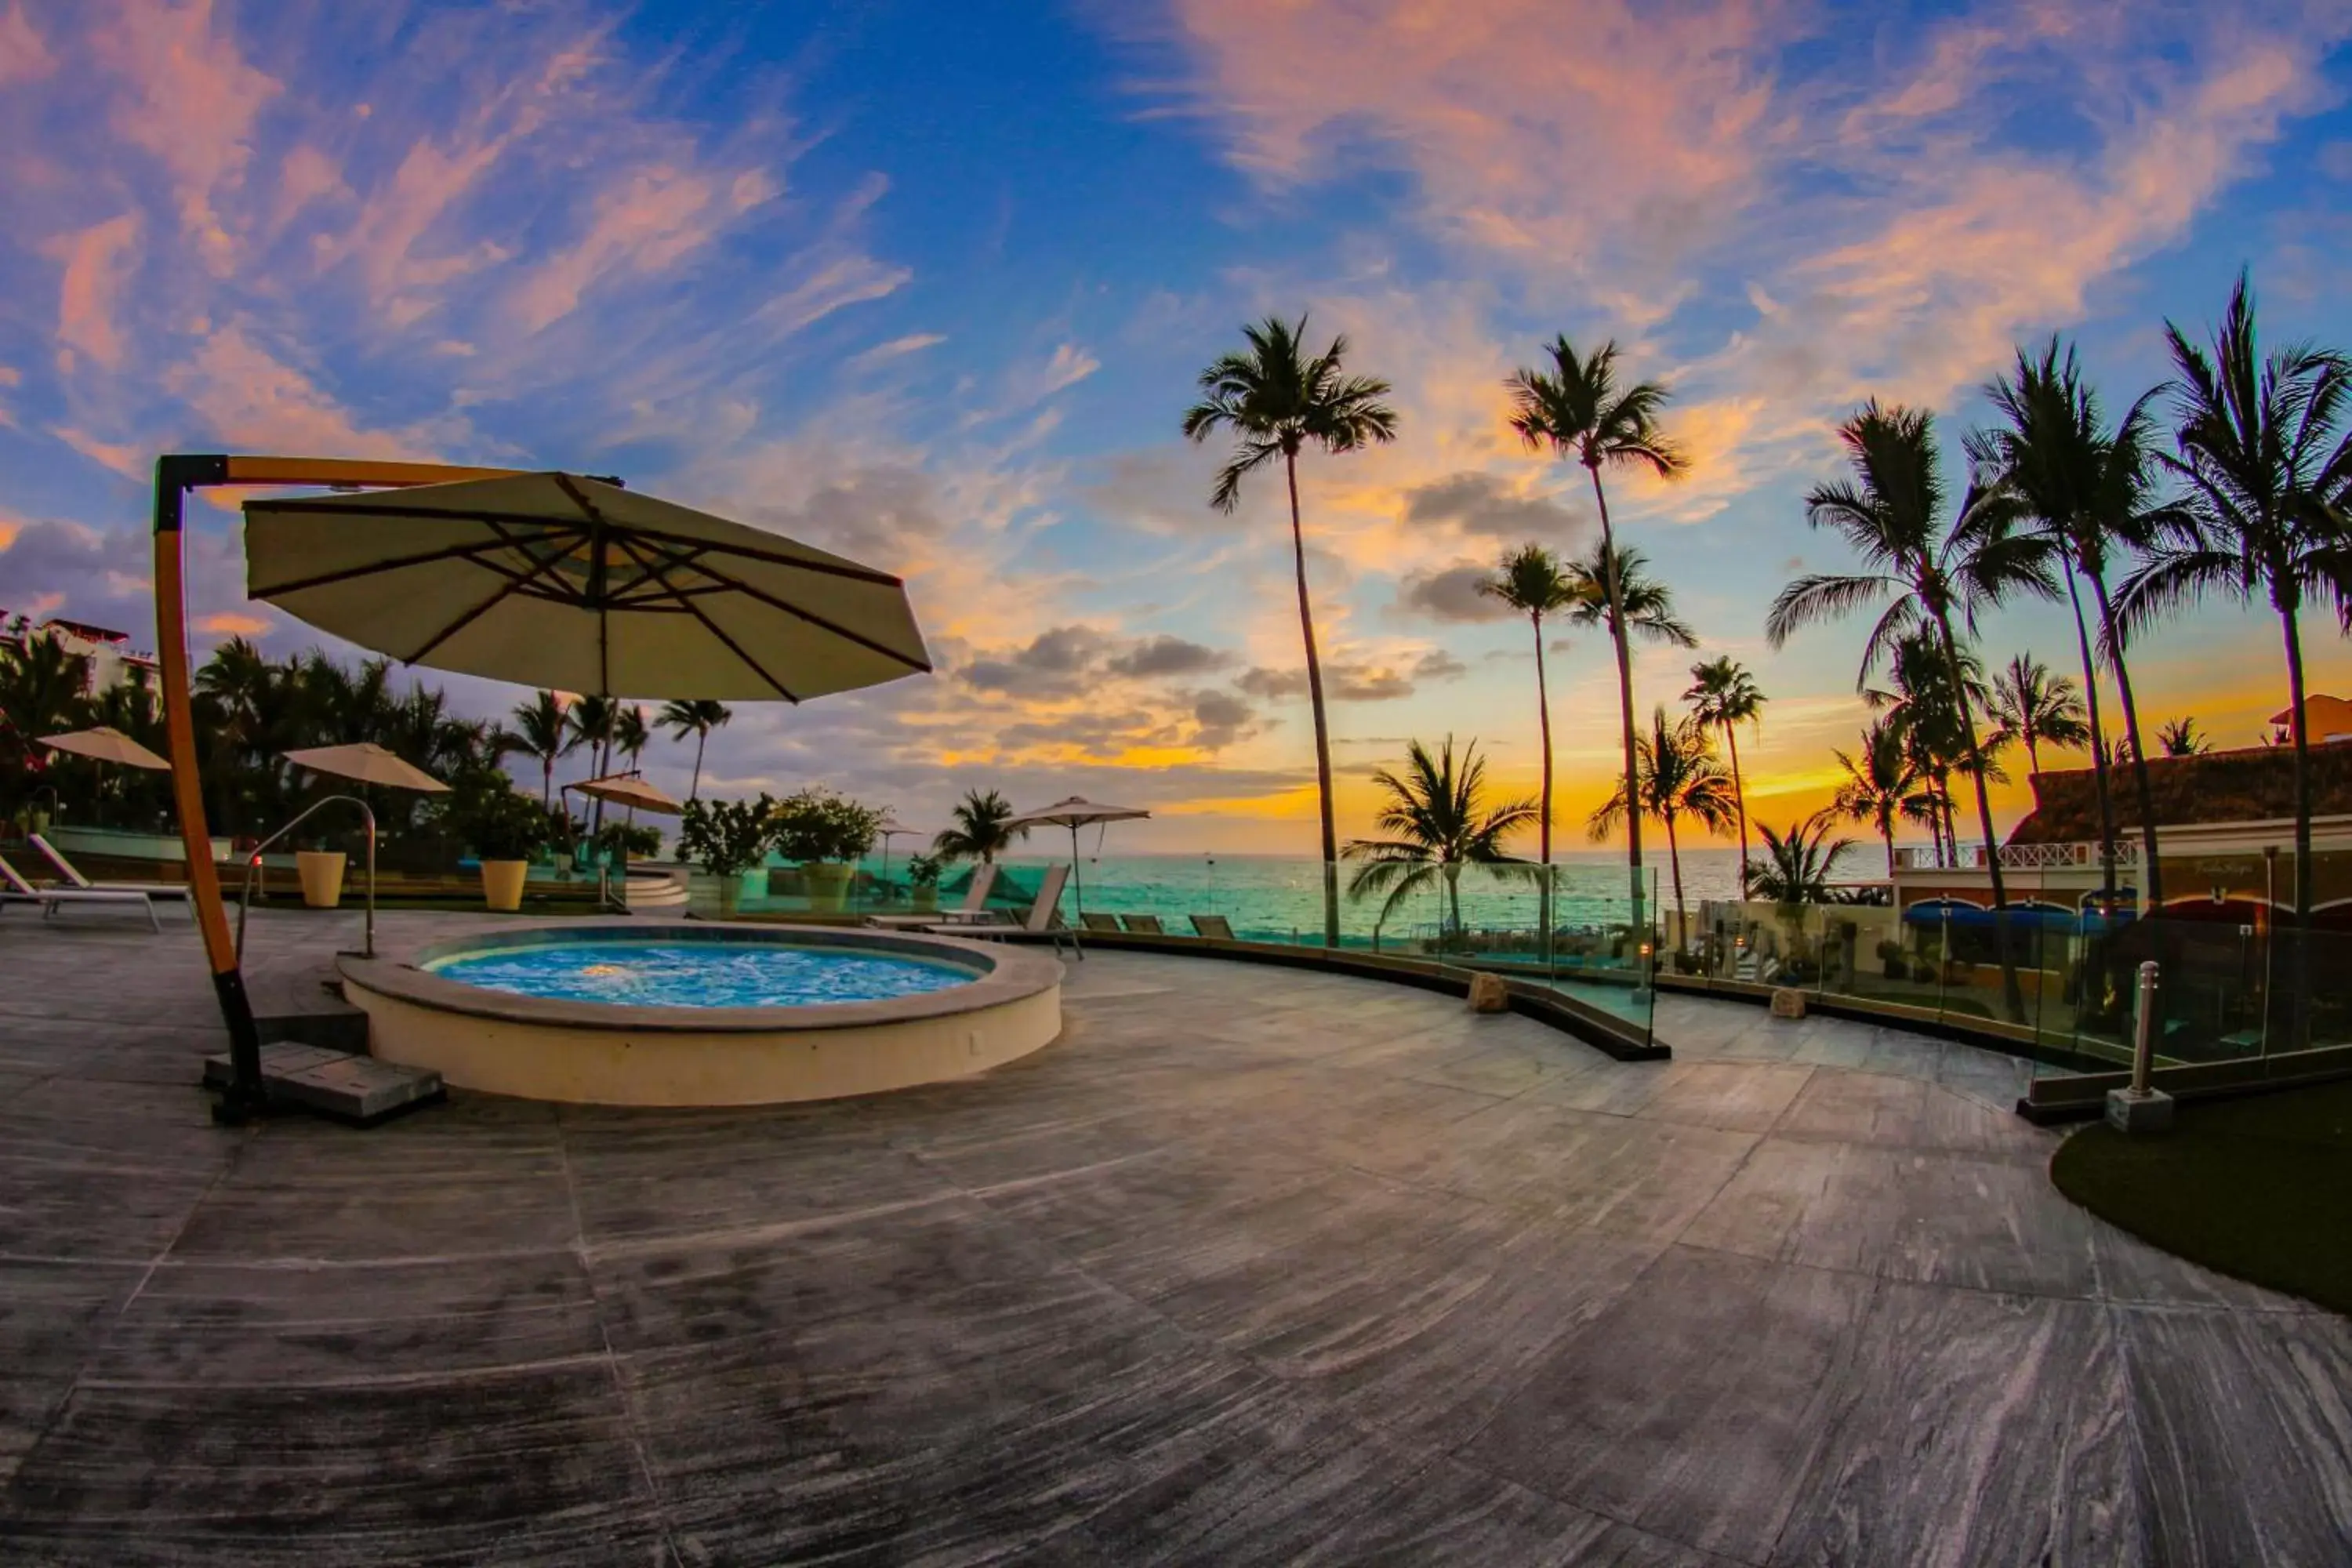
{"left": 221, "top": 456, "right": 525, "bottom": 488}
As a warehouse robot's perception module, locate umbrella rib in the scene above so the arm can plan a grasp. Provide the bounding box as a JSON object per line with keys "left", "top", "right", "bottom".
{"left": 673, "top": 554, "right": 933, "bottom": 673}
{"left": 250, "top": 528, "right": 577, "bottom": 597}
{"left": 400, "top": 533, "right": 584, "bottom": 666}
{"left": 609, "top": 535, "right": 803, "bottom": 702}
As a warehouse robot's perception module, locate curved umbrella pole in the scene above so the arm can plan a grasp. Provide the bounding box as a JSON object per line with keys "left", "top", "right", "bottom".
{"left": 153, "top": 454, "right": 516, "bottom": 1123}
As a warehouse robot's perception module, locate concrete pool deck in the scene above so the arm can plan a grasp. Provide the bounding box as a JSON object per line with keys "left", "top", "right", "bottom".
{"left": 2, "top": 909, "right": 2347, "bottom": 1563}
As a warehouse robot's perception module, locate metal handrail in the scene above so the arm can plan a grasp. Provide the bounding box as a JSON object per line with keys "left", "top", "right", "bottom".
{"left": 236, "top": 794, "right": 377, "bottom": 959}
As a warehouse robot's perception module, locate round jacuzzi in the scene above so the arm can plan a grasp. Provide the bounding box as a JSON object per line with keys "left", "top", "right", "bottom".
{"left": 337, "top": 920, "right": 1064, "bottom": 1106}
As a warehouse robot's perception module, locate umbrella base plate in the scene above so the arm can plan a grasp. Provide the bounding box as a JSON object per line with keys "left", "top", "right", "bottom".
{"left": 203, "top": 1042, "right": 443, "bottom": 1126}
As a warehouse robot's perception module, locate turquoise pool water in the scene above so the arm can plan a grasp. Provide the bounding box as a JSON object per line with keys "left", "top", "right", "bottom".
{"left": 424, "top": 942, "right": 973, "bottom": 1008}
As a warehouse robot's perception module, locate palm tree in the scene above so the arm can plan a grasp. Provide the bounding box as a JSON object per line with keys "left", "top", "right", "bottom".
{"left": 931, "top": 788, "right": 1028, "bottom": 866}
{"left": 566, "top": 694, "right": 619, "bottom": 834}
{"left": 1684, "top": 656, "right": 1766, "bottom": 890}
{"left": 1986, "top": 653, "right": 2089, "bottom": 778}
{"left": 2124, "top": 273, "right": 2352, "bottom": 962}
{"left": 658, "top": 699, "right": 732, "bottom": 801}
{"left": 1834, "top": 717, "right": 1931, "bottom": 879}
{"left": 2156, "top": 717, "right": 2212, "bottom": 757}
{"left": 1481, "top": 543, "right": 1578, "bottom": 939}
{"left": 615, "top": 706, "right": 649, "bottom": 771}
{"left": 1508, "top": 335, "right": 1685, "bottom": 933}
{"left": 1561, "top": 540, "right": 1697, "bottom": 650}
{"left": 1748, "top": 810, "right": 1858, "bottom": 906}
{"left": 1342, "top": 735, "right": 1537, "bottom": 938}
{"left": 1766, "top": 401, "right": 2050, "bottom": 1018}
{"left": 497, "top": 691, "right": 575, "bottom": 808}
{"left": 1971, "top": 339, "right": 2183, "bottom": 906}
{"left": 1867, "top": 632, "right": 1998, "bottom": 870}
{"left": 1587, "top": 706, "right": 1737, "bottom": 948}
{"left": 1184, "top": 314, "right": 1399, "bottom": 947}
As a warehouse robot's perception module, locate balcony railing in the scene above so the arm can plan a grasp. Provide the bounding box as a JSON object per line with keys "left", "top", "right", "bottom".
{"left": 1894, "top": 840, "right": 2142, "bottom": 872}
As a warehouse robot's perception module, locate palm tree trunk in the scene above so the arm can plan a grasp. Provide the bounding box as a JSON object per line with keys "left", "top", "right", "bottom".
{"left": 2281, "top": 597, "right": 2313, "bottom": 1046}
{"left": 540, "top": 755, "right": 553, "bottom": 810}
{"left": 691, "top": 731, "right": 708, "bottom": 802}
{"left": 1881, "top": 813, "right": 1896, "bottom": 880}
{"left": 1932, "top": 607, "right": 2023, "bottom": 1022}
{"left": 1532, "top": 612, "right": 1554, "bottom": 953}
{"left": 2059, "top": 566, "right": 2118, "bottom": 916}
{"left": 1664, "top": 815, "right": 1685, "bottom": 952}
{"left": 2085, "top": 569, "right": 2163, "bottom": 910}
{"left": 1585, "top": 464, "right": 1646, "bottom": 942}
{"left": 2025, "top": 735, "right": 2042, "bottom": 778}
{"left": 1725, "top": 721, "right": 1749, "bottom": 895}
{"left": 1286, "top": 451, "right": 1341, "bottom": 948}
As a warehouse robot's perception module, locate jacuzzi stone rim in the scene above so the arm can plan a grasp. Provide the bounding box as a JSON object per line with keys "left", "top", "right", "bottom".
{"left": 340, "top": 918, "right": 1062, "bottom": 1035}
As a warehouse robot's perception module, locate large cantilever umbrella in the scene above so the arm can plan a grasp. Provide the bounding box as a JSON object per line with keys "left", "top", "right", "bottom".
{"left": 1007, "top": 796, "right": 1150, "bottom": 913}
{"left": 241, "top": 471, "right": 931, "bottom": 700}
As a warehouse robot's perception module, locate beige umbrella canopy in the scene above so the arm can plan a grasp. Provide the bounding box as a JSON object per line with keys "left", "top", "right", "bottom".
{"left": 281, "top": 742, "right": 449, "bottom": 793}
{"left": 39, "top": 726, "right": 172, "bottom": 771}
{"left": 242, "top": 471, "right": 931, "bottom": 701}
{"left": 1007, "top": 796, "right": 1151, "bottom": 912}
{"left": 568, "top": 771, "right": 683, "bottom": 816}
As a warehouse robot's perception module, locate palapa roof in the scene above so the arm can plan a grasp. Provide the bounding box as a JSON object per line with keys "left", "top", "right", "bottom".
{"left": 2008, "top": 739, "right": 2352, "bottom": 843}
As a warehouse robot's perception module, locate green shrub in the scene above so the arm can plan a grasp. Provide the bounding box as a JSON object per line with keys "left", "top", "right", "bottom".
{"left": 769, "top": 788, "right": 884, "bottom": 863}
{"left": 678, "top": 795, "right": 776, "bottom": 877}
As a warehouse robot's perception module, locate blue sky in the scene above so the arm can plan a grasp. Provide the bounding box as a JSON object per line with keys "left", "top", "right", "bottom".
{"left": 3, "top": 0, "right": 2350, "bottom": 851}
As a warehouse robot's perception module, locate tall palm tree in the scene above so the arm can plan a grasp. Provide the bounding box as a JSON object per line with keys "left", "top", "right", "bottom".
{"left": 1748, "top": 811, "right": 1858, "bottom": 906}
{"left": 1867, "top": 631, "right": 1997, "bottom": 871}
{"left": 1833, "top": 717, "right": 1931, "bottom": 879}
{"left": 566, "top": 694, "right": 619, "bottom": 834}
{"left": 1587, "top": 706, "right": 1737, "bottom": 948}
{"left": 931, "top": 788, "right": 1028, "bottom": 866}
{"left": 614, "top": 706, "right": 649, "bottom": 772}
{"left": 2124, "top": 274, "right": 2352, "bottom": 963}
{"left": 1481, "top": 543, "right": 1579, "bottom": 938}
{"left": 1185, "top": 314, "right": 1400, "bottom": 947}
{"left": 1342, "top": 735, "right": 1537, "bottom": 938}
{"left": 1767, "top": 401, "right": 2050, "bottom": 1018}
{"left": 1986, "top": 653, "right": 2089, "bottom": 779}
{"left": 497, "top": 691, "right": 575, "bottom": 808}
{"left": 1683, "top": 656, "right": 1766, "bottom": 891}
{"left": 1561, "top": 540, "right": 1698, "bottom": 650}
{"left": 1971, "top": 339, "right": 2182, "bottom": 906}
{"left": 1508, "top": 335, "right": 1685, "bottom": 932}
{"left": 658, "top": 699, "right": 732, "bottom": 801}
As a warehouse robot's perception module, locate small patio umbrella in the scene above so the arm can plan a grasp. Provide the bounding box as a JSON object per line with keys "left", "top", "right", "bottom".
{"left": 39, "top": 726, "right": 173, "bottom": 828}
{"left": 873, "top": 814, "right": 914, "bottom": 892}
{"left": 242, "top": 471, "right": 930, "bottom": 701}
{"left": 568, "top": 772, "right": 683, "bottom": 816}
{"left": 281, "top": 742, "right": 450, "bottom": 793}
{"left": 39, "top": 725, "right": 172, "bottom": 771}
{"left": 1007, "top": 796, "right": 1150, "bottom": 913}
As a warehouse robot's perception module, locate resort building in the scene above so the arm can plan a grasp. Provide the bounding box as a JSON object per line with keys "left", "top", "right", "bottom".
{"left": 0, "top": 613, "right": 161, "bottom": 696}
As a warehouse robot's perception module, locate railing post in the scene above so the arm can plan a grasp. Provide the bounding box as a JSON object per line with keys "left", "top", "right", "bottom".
{"left": 2106, "top": 959, "right": 2173, "bottom": 1132}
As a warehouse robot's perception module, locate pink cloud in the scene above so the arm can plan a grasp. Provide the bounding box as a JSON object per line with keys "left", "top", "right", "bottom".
{"left": 90, "top": 0, "right": 282, "bottom": 270}
{"left": 50, "top": 426, "right": 145, "bottom": 480}
{"left": 0, "top": 1, "right": 52, "bottom": 84}
{"left": 161, "top": 321, "right": 443, "bottom": 461}
{"left": 507, "top": 164, "right": 750, "bottom": 334}
{"left": 46, "top": 213, "right": 141, "bottom": 371}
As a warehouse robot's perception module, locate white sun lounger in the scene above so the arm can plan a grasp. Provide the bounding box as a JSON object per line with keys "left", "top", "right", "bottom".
{"left": 29, "top": 834, "right": 194, "bottom": 911}
{"left": 866, "top": 863, "right": 996, "bottom": 929}
{"left": 0, "top": 851, "right": 163, "bottom": 931}
{"left": 921, "top": 862, "right": 1079, "bottom": 959}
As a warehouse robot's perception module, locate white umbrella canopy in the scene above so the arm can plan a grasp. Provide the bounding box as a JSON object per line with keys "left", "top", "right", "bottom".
{"left": 39, "top": 726, "right": 172, "bottom": 771}
{"left": 242, "top": 471, "right": 931, "bottom": 702}
{"left": 1007, "top": 796, "right": 1151, "bottom": 912}
{"left": 281, "top": 742, "right": 450, "bottom": 793}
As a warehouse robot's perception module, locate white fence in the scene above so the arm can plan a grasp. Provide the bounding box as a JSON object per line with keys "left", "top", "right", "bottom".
{"left": 1894, "top": 840, "right": 2142, "bottom": 872}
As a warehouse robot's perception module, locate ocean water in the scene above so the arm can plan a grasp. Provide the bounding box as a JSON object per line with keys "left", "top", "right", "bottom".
{"left": 908, "top": 848, "right": 1755, "bottom": 944}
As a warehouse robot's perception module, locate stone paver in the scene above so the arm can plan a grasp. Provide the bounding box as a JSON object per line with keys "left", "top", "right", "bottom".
{"left": 1, "top": 909, "right": 2347, "bottom": 1564}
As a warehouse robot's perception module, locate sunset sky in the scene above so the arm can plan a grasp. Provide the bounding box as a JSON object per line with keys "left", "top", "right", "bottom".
{"left": 4, "top": 0, "right": 2350, "bottom": 853}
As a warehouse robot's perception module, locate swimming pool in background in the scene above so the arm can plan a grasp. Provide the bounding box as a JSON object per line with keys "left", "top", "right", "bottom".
{"left": 423, "top": 939, "right": 975, "bottom": 1009}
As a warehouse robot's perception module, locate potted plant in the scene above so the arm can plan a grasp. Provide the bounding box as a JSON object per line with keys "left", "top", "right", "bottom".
{"left": 678, "top": 795, "right": 776, "bottom": 916}
{"left": 905, "top": 852, "right": 942, "bottom": 913}
{"left": 770, "top": 789, "right": 883, "bottom": 913}
{"left": 1875, "top": 938, "right": 1907, "bottom": 980}
{"left": 454, "top": 787, "right": 551, "bottom": 911}
{"left": 296, "top": 829, "right": 347, "bottom": 909}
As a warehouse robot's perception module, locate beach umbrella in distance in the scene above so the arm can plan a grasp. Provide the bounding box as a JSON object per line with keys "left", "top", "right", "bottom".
{"left": 1007, "top": 796, "right": 1151, "bottom": 913}
{"left": 40, "top": 725, "right": 172, "bottom": 771}
{"left": 241, "top": 471, "right": 931, "bottom": 701}
{"left": 873, "top": 814, "right": 915, "bottom": 892}
{"left": 281, "top": 742, "right": 450, "bottom": 793}
{"left": 567, "top": 771, "right": 683, "bottom": 816}
{"left": 39, "top": 724, "right": 173, "bottom": 828}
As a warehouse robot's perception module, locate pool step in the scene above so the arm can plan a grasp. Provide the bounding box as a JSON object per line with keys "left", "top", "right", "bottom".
{"left": 202, "top": 1043, "right": 444, "bottom": 1127}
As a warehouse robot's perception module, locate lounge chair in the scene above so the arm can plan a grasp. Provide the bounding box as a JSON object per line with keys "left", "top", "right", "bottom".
{"left": 922, "top": 863, "right": 1079, "bottom": 959}
{"left": 1118, "top": 913, "right": 1164, "bottom": 935}
{"left": 1080, "top": 912, "right": 1123, "bottom": 933}
{"left": 0, "top": 851, "right": 162, "bottom": 931}
{"left": 867, "top": 864, "right": 996, "bottom": 928}
{"left": 29, "top": 834, "right": 194, "bottom": 909}
{"left": 1189, "top": 914, "right": 1236, "bottom": 941}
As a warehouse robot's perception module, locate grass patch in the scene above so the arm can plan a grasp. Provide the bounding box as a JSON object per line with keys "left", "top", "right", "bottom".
{"left": 2051, "top": 1077, "right": 2352, "bottom": 1316}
